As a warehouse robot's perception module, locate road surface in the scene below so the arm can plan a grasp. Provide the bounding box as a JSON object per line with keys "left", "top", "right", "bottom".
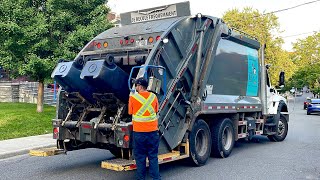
{"left": 0, "top": 93, "right": 319, "bottom": 180}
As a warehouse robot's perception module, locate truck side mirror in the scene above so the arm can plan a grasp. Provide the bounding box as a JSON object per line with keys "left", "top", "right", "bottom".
{"left": 279, "top": 71, "right": 285, "bottom": 87}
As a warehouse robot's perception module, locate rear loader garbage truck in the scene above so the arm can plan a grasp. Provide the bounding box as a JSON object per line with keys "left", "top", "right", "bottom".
{"left": 30, "top": 1, "right": 289, "bottom": 171}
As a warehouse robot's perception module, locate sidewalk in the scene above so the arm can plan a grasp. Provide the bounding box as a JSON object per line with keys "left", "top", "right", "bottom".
{"left": 0, "top": 134, "right": 56, "bottom": 159}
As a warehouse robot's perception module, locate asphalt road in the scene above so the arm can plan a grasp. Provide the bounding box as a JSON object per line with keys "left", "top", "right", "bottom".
{"left": 0, "top": 93, "right": 319, "bottom": 180}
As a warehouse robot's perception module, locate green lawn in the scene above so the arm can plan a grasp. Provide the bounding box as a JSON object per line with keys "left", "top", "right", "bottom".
{"left": 0, "top": 103, "right": 56, "bottom": 140}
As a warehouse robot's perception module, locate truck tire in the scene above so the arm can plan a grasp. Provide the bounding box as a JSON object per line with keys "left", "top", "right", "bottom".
{"left": 189, "top": 119, "right": 212, "bottom": 166}
{"left": 268, "top": 114, "right": 288, "bottom": 142}
{"left": 210, "top": 118, "right": 235, "bottom": 158}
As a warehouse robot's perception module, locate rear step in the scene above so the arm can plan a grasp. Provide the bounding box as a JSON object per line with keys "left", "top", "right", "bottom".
{"left": 29, "top": 142, "right": 190, "bottom": 171}
{"left": 102, "top": 141, "right": 190, "bottom": 171}
{"left": 101, "top": 151, "right": 189, "bottom": 171}
{"left": 29, "top": 147, "right": 65, "bottom": 157}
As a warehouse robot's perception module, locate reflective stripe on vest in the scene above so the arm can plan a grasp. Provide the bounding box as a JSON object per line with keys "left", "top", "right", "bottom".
{"left": 132, "top": 93, "right": 157, "bottom": 122}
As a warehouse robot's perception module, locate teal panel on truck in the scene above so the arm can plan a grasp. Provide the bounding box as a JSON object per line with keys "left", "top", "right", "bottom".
{"left": 246, "top": 48, "right": 259, "bottom": 96}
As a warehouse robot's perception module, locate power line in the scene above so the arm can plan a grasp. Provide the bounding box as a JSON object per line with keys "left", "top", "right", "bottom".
{"left": 281, "top": 30, "right": 320, "bottom": 38}
{"left": 263, "top": 0, "right": 320, "bottom": 15}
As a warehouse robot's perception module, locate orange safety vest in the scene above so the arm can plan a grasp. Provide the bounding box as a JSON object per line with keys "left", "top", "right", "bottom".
{"left": 128, "top": 91, "right": 159, "bottom": 132}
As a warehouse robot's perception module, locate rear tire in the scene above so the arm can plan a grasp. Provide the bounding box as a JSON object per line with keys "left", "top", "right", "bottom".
{"left": 268, "top": 114, "right": 288, "bottom": 142}
{"left": 189, "top": 119, "right": 212, "bottom": 166}
{"left": 210, "top": 118, "right": 235, "bottom": 158}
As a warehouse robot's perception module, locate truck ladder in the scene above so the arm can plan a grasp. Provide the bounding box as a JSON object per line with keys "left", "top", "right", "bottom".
{"left": 158, "top": 18, "right": 213, "bottom": 149}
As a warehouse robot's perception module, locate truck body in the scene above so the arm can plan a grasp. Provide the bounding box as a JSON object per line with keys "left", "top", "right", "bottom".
{"left": 31, "top": 2, "right": 289, "bottom": 170}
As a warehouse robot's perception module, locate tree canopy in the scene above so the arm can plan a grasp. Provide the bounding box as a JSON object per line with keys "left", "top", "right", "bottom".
{"left": 0, "top": 0, "right": 113, "bottom": 112}
{"left": 292, "top": 32, "right": 320, "bottom": 68}
{"left": 0, "top": 0, "right": 112, "bottom": 80}
{"left": 222, "top": 8, "right": 296, "bottom": 85}
{"left": 288, "top": 32, "right": 320, "bottom": 94}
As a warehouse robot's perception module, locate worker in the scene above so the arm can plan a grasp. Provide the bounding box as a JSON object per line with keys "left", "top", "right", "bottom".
{"left": 128, "top": 77, "right": 161, "bottom": 180}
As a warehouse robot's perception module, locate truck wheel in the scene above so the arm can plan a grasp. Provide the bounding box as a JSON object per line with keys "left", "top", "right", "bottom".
{"left": 189, "top": 119, "right": 212, "bottom": 166}
{"left": 210, "top": 118, "right": 235, "bottom": 158}
{"left": 268, "top": 114, "right": 288, "bottom": 142}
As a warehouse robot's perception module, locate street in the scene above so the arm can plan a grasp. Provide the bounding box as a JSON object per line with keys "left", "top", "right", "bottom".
{"left": 0, "top": 93, "right": 319, "bottom": 180}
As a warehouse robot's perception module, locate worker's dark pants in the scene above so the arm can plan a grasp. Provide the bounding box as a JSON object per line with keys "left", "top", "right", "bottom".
{"left": 133, "top": 131, "right": 161, "bottom": 180}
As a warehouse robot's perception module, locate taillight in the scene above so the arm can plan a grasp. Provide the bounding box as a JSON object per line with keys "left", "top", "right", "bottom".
{"left": 130, "top": 38, "right": 135, "bottom": 43}
{"left": 53, "top": 127, "right": 59, "bottom": 139}
{"left": 124, "top": 135, "right": 130, "bottom": 142}
{"left": 125, "top": 39, "right": 129, "bottom": 44}
{"left": 156, "top": 36, "right": 161, "bottom": 41}
{"left": 148, "top": 37, "right": 154, "bottom": 43}
{"left": 120, "top": 39, "right": 123, "bottom": 45}
{"left": 103, "top": 42, "right": 108, "bottom": 48}
{"left": 97, "top": 42, "right": 101, "bottom": 49}
{"left": 82, "top": 124, "right": 92, "bottom": 129}
{"left": 53, "top": 127, "right": 59, "bottom": 134}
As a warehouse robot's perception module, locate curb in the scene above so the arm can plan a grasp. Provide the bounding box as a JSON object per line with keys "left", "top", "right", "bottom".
{"left": 0, "top": 144, "right": 56, "bottom": 160}
{"left": 0, "top": 134, "right": 56, "bottom": 160}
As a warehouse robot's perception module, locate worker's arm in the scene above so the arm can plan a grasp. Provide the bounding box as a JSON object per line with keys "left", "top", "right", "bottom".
{"left": 128, "top": 96, "right": 133, "bottom": 115}
{"left": 155, "top": 96, "right": 159, "bottom": 113}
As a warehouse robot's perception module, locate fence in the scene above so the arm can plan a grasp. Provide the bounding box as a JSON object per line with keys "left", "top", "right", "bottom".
{"left": 0, "top": 81, "right": 56, "bottom": 106}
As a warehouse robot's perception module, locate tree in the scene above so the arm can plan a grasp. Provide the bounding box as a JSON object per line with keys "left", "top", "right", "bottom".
{"left": 287, "top": 59, "right": 320, "bottom": 94}
{"left": 292, "top": 32, "right": 320, "bottom": 68}
{"left": 222, "top": 8, "right": 296, "bottom": 85}
{"left": 0, "top": 0, "right": 113, "bottom": 112}
{"left": 288, "top": 32, "right": 320, "bottom": 93}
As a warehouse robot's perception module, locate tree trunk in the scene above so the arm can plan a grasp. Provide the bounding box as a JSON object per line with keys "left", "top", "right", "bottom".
{"left": 37, "top": 81, "right": 44, "bottom": 113}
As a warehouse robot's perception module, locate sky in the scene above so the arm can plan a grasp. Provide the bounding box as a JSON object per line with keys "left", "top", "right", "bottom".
{"left": 107, "top": 0, "right": 320, "bottom": 51}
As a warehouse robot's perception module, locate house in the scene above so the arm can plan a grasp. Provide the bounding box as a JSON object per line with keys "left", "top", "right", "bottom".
{"left": 107, "top": 12, "right": 121, "bottom": 27}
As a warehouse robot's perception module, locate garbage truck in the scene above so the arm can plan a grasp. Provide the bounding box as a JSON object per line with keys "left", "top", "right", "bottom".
{"left": 30, "top": 1, "right": 289, "bottom": 171}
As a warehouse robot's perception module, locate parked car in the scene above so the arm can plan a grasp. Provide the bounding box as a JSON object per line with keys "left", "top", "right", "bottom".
{"left": 304, "top": 97, "right": 311, "bottom": 109}
{"left": 307, "top": 99, "right": 320, "bottom": 115}
{"left": 296, "top": 91, "right": 303, "bottom": 96}
{"left": 47, "top": 83, "right": 60, "bottom": 92}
